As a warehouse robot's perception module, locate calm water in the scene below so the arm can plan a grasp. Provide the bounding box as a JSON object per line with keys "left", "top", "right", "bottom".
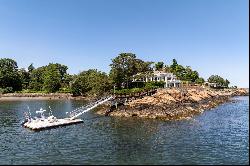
{"left": 0, "top": 96, "right": 249, "bottom": 165}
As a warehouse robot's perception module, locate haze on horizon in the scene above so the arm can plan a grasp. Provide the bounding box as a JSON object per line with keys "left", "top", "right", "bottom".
{"left": 0, "top": 0, "right": 249, "bottom": 88}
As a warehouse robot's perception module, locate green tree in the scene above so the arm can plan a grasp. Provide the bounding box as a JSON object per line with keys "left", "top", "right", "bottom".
{"left": 61, "top": 74, "right": 74, "bottom": 89}
{"left": 28, "top": 63, "right": 35, "bottom": 73}
{"left": 164, "top": 65, "right": 171, "bottom": 73}
{"left": 43, "top": 64, "right": 62, "bottom": 92}
{"left": 53, "top": 63, "right": 68, "bottom": 81}
{"left": 190, "top": 70, "right": 199, "bottom": 82}
{"left": 170, "top": 59, "right": 186, "bottom": 79}
{"left": 155, "top": 62, "right": 164, "bottom": 71}
{"left": 174, "top": 65, "right": 185, "bottom": 80}
{"left": 19, "top": 68, "right": 31, "bottom": 89}
{"left": 0, "top": 58, "right": 22, "bottom": 91}
{"left": 29, "top": 66, "right": 46, "bottom": 91}
{"left": 172, "top": 59, "right": 178, "bottom": 67}
{"left": 110, "top": 53, "right": 136, "bottom": 88}
{"left": 170, "top": 59, "right": 178, "bottom": 72}
{"left": 207, "top": 75, "right": 229, "bottom": 88}
{"left": 170, "top": 61, "right": 200, "bottom": 83}
{"left": 28, "top": 63, "right": 69, "bottom": 92}
{"left": 195, "top": 77, "right": 205, "bottom": 84}
{"left": 109, "top": 53, "right": 152, "bottom": 88}
{"left": 224, "top": 79, "right": 230, "bottom": 88}
{"left": 71, "top": 69, "right": 111, "bottom": 96}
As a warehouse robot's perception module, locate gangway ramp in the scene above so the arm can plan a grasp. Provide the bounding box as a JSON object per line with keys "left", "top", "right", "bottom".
{"left": 69, "top": 96, "right": 113, "bottom": 120}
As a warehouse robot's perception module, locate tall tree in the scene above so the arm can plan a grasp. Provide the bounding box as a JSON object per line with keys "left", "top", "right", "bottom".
{"left": 208, "top": 75, "right": 229, "bottom": 88}
{"left": 195, "top": 77, "right": 205, "bottom": 84}
{"left": 19, "top": 68, "right": 31, "bottom": 89}
{"left": 54, "top": 63, "right": 68, "bottom": 81}
{"left": 71, "top": 69, "right": 111, "bottom": 96}
{"left": 28, "top": 63, "right": 69, "bottom": 92}
{"left": 155, "top": 62, "right": 164, "bottom": 71}
{"left": 170, "top": 59, "right": 178, "bottom": 72}
{"left": 0, "top": 58, "right": 22, "bottom": 91}
{"left": 169, "top": 60, "right": 201, "bottom": 83}
{"left": 28, "top": 63, "right": 35, "bottom": 73}
{"left": 225, "top": 79, "right": 230, "bottom": 88}
{"left": 164, "top": 65, "right": 171, "bottom": 73}
{"left": 29, "top": 66, "right": 46, "bottom": 91}
{"left": 109, "top": 53, "right": 152, "bottom": 88}
{"left": 43, "top": 64, "right": 62, "bottom": 92}
{"left": 62, "top": 74, "right": 74, "bottom": 89}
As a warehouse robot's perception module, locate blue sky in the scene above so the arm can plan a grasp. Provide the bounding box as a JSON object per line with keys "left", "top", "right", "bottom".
{"left": 0, "top": 0, "right": 249, "bottom": 87}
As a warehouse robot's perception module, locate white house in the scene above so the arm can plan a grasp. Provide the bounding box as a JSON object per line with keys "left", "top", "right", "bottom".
{"left": 132, "top": 71, "right": 181, "bottom": 88}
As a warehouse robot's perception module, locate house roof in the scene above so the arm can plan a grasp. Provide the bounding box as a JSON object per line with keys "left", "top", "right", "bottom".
{"left": 153, "top": 71, "right": 175, "bottom": 77}
{"left": 133, "top": 70, "right": 177, "bottom": 78}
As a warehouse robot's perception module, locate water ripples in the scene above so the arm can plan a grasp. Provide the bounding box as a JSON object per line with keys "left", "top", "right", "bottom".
{"left": 0, "top": 96, "right": 248, "bottom": 164}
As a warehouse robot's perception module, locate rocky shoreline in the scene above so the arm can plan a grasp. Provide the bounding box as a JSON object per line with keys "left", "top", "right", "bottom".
{"left": 96, "top": 87, "right": 248, "bottom": 120}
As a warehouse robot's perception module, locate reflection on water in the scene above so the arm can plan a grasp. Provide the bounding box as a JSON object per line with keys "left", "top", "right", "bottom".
{"left": 0, "top": 96, "right": 249, "bottom": 164}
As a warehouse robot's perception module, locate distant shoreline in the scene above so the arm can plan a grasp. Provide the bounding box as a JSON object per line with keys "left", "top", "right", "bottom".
{"left": 0, "top": 88, "right": 248, "bottom": 102}
{"left": 0, "top": 93, "right": 89, "bottom": 101}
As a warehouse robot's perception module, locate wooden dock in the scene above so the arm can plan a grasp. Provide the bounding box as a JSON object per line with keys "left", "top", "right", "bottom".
{"left": 23, "top": 118, "right": 83, "bottom": 131}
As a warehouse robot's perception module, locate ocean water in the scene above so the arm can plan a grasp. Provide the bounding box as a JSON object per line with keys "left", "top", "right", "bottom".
{"left": 0, "top": 96, "right": 248, "bottom": 165}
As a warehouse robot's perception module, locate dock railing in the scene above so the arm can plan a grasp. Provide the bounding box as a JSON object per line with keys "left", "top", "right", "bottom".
{"left": 68, "top": 96, "right": 114, "bottom": 120}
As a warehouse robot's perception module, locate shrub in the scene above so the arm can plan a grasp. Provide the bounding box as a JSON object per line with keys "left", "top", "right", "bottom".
{"left": 58, "top": 88, "right": 72, "bottom": 93}
{"left": 0, "top": 87, "right": 14, "bottom": 94}
{"left": 130, "top": 88, "right": 144, "bottom": 93}
{"left": 145, "top": 81, "right": 164, "bottom": 89}
{"left": 115, "top": 89, "right": 130, "bottom": 95}
{"left": 0, "top": 88, "right": 7, "bottom": 94}
{"left": 144, "top": 83, "right": 157, "bottom": 90}
{"left": 115, "top": 88, "right": 144, "bottom": 95}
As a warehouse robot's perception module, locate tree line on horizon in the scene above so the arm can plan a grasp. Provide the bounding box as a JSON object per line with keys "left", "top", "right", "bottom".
{"left": 0, "top": 53, "right": 231, "bottom": 96}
